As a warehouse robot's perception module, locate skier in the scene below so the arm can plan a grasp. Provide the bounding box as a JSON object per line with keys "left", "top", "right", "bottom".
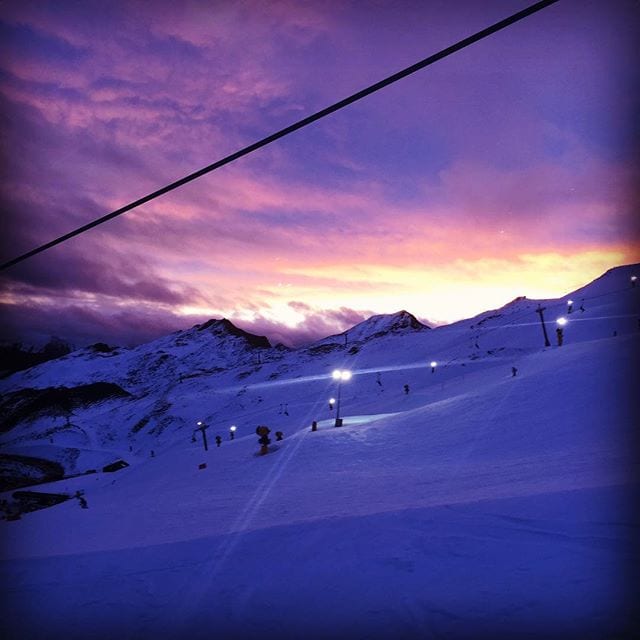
{"left": 579, "top": 300, "right": 585, "bottom": 312}
{"left": 512, "top": 367, "right": 518, "bottom": 377}
{"left": 215, "top": 435, "right": 222, "bottom": 447}
{"left": 404, "top": 384, "right": 410, "bottom": 395}
{"left": 275, "top": 431, "right": 284, "bottom": 441}
{"left": 151, "top": 450, "right": 155, "bottom": 458}
{"left": 256, "top": 426, "right": 271, "bottom": 455}
{"left": 556, "top": 327, "right": 564, "bottom": 346}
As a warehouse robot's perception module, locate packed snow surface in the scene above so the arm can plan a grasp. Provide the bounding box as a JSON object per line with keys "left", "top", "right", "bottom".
{"left": 1, "top": 264, "right": 639, "bottom": 639}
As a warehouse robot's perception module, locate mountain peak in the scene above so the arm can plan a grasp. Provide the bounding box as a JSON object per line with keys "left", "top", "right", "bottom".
{"left": 349, "top": 310, "right": 430, "bottom": 339}
{"left": 308, "top": 310, "right": 430, "bottom": 349}
{"left": 195, "top": 318, "right": 271, "bottom": 349}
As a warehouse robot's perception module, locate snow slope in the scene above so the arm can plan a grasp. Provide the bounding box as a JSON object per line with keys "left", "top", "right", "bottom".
{"left": 0, "top": 264, "right": 639, "bottom": 639}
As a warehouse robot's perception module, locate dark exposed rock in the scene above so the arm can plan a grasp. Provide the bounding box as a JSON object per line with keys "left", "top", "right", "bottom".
{"left": 196, "top": 318, "right": 271, "bottom": 349}
{"left": 11, "top": 490, "right": 71, "bottom": 514}
{"left": 0, "top": 337, "right": 72, "bottom": 377}
{"left": 0, "top": 453, "right": 65, "bottom": 491}
{"left": 0, "top": 382, "right": 131, "bottom": 432}
{"left": 306, "top": 343, "right": 342, "bottom": 355}
{"left": 89, "top": 342, "right": 116, "bottom": 353}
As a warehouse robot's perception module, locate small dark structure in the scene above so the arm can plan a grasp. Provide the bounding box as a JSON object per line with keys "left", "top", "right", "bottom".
{"left": 556, "top": 327, "right": 564, "bottom": 346}
{"left": 311, "top": 421, "right": 318, "bottom": 432}
{"left": 404, "top": 384, "right": 410, "bottom": 395}
{"left": 102, "top": 460, "right": 129, "bottom": 473}
{"left": 198, "top": 463, "right": 207, "bottom": 470}
{"left": 275, "top": 431, "right": 284, "bottom": 441}
{"left": 215, "top": 435, "right": 222, "bottom": 447}
{"left": 512, "top": 367, "right": 518, "bottom": 377}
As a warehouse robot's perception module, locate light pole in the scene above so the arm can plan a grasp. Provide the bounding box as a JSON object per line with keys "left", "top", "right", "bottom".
{"left": 632, "top": 275, "right": 637, "bottom": 288}
{"left": 332, "top": 369, "right": 352, "bottom": 427}
{"left": 430, "top": 361, "right": 437, "bottom": 373}
{"left": 230, "top": 425, "right": 237, "bottom": 440}
{"left": 329, "top": 397, "right": 335, "bottom": 411}
{"left": 556, "top": 316, "right": 567, "bottom": 346}
{"left": 567, "top": 299, "right": 573, "bottom": 314}
{"left": 195, "top": 421, "right": 209, "bottom": 451}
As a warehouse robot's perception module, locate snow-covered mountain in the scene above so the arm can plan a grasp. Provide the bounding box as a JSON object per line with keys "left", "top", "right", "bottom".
{"left": 310, "top": 309, "right": 430, "bottom": 348}
{"left": 1, "top": 263, "right": 638, "bottom": 639}
{"left": 1, "top": 317, "right": 273, "bottom": 394}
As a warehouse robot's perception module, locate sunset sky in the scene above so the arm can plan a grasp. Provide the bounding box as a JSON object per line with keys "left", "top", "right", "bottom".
{"left": 1, "top": 0, "right": 638, "bottom": 348}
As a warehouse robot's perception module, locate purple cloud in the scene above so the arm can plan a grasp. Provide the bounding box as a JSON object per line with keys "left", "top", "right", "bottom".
{"left": 1, "top": 0, "right": 638, "bottom": 350}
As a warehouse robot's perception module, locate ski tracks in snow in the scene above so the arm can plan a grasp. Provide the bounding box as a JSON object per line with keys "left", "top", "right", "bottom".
{"left": 169, "top": 395, "right": 323, "bottom": 629}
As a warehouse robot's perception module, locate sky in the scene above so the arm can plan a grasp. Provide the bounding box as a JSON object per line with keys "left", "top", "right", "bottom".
{"left": 0, "top": 0, "right": 638, "bottom": 349}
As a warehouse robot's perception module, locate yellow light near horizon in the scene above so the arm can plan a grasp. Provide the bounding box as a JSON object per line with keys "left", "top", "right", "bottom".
{"left": 173, "top": 248, "right": 636, "bottom": 332}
